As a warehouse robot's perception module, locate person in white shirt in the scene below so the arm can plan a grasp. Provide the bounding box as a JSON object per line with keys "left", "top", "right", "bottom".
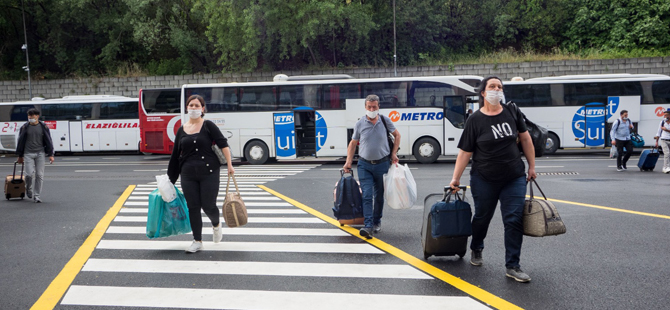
{"left": 654, "top": 108, "right": 670, "bottom": 173}
{"left": 610, "top": 110, "right": 635, "bottom": 171}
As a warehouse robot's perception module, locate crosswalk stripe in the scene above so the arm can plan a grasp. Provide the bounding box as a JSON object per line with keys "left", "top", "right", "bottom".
{"left": 126, "top": 193, "right": 272, "bottom": 200}
{"left": 124, "top": 201, "right": 293, "bottom": 207}
{"left": 96, "top": 240, "right": 384, "bottom": 254}
{"left": 119, "top": 208, "right": 306, "bottom": 214}
{"left": 61, "top": 286, "right": 487, "bottom": 309}
{"left": 82, "top": 258, "right": 432, "bottom": 279}
{"left": 114, "top": 216, "right": 322, "bottom": 223}
{"left": 105, "top": 226, "right": 349, "bottom": 236}
{"left": 123, "top": 197, "right": 281, "bottom": 206}
{"left": 128, "top": 194, "right": 283, "bottom": 202}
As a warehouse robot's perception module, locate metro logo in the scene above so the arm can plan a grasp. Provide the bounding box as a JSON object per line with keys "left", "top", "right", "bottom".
{"left": 85, "top": 122, "right": 139, "bottom": 129}
{"left": 388, "top": 111, "right": 444, "bottom": 122}
{"left": 656, "top": 106, "right": 666, "bottom": 117}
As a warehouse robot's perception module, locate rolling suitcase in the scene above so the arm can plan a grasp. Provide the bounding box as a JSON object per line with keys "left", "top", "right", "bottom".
{"left": 637, "top": 148, "right": 660, "bottom": 171}
{"left": 421, "top": 186, "right": 471, "bottom": 260}
{"left": 332, "top": 169, "right": 364, "bottom": 226}
{"left": 5, "top": 162, "right": 26, "bottom": 200}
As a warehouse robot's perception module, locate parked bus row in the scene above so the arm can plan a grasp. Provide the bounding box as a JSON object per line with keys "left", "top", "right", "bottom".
{"left": 2, "top": 73, "right": 669, "bottom": 164}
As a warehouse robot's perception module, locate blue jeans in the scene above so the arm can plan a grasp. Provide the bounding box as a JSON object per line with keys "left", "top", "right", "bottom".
{"left": 357, "top": 159, "right": 390, "bottom": 228}
{"left": 470, "top": 172, "right": 526, "bottom": 268}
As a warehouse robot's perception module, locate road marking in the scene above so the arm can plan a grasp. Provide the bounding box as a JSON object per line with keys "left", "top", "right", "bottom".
{"left": 126, "top": 192, "right": 272, "bottom": 199}
{"left": 101, "top": 157, "right": 121, "bottom": 160}
{"left": 119, "top": 208, "right": 306, "bottom": 214}
{"left": 124, "top": 201, "right": 291, "bottom": 207}
{"left": 259, "top": 185, "right": 521, "bottom": 310}
{"left": 105, "top": 226, "right": 349, "bottom": 236}
{"left": 96, "top": 240, "right": 384, "bottom": 254}
{"left": 82, "top": 258, "right": 432, "bottom": 279}
{"left": 547, "top": 197, "right": 670, "bottom": 219}
{"left": 61, "top": 285, "right": 487, "bottom": 309}
{"left": 113, "top": 216, "right": 322, "bottom": 223}
{"left": 30, "top": 185, "right": 135, "bottom": 310}
{"left": 133, "top": 169, "right": 160, "bottom": 172}
{"left": 74, "top": 170, "right": 100, "bottom": 173}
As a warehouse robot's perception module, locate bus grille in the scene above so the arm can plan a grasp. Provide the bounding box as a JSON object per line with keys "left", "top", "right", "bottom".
{"left": 145, "top": 131, "right": 164, "bottom": 151}
{"left": 0, "top": 135, "right": 16, "bottom": 149}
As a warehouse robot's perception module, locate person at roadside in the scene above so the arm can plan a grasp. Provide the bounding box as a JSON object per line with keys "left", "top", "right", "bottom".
{"left": 449, "top": 76, "right": 537, "bottom": 283}
{"left": 343, "top": 94, "right": 400, "bottom": 239}
{"left": 168, "top": 95, "right": 235, "bottom": 253}
{"left": 16, "top": 108, "right": 55, "bottom": 203}
{"left": 654, "top": 108, "right": 670, "bottom": 173}
{"left": 610, "top": 110, "right": 634, "bottom": 172}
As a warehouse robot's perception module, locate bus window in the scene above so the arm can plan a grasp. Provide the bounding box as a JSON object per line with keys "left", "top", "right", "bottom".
{"left": 408, "top": 81, "right": 454, "bottom": 107}
{"left": 100, "top": 102, "right": 139, "bottom": 119}
{"left": 363, "top": 82, "right": 408, "bottom": 108}
{"left": 279, "top": 85, "right": 322, "bottom": 109}
{"left": 142, "top": 89, "right": 181, "bottom": 113}
{"left": 206, "top": 87, "right": 239, "bottom": 112}
{"left": 239, "top": 86, "right": 277, "bottom": 111}
{"left": 652, "top": 81, "right": 670, "bottom": 103}
{"left": 7, "top": 105, "right": 36, "bottom": 121}
{"left": 42, "top": 103, "right": 92, "bottom": 120}
{"left": 322, "top": 83, "right": 360, "bottom": 109}
{"left": 444, "top": 96, "right": 465, "bottom": 128}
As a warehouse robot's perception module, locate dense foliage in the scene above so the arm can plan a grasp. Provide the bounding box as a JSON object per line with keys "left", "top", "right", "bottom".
{"left": 1, "top": 0, "right": 669, "bottom": 79}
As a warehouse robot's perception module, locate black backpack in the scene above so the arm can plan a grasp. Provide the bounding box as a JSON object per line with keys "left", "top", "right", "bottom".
{"left": 505, "top": 102, "right": 549, "bottom": 157}
{"left": 332, "top": 170, "right": 363, "bottom": 220}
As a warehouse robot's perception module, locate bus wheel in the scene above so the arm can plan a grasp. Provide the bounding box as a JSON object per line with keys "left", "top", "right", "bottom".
{"left": 244, "top": 140, "right": 269, "bottom": 165}
{"left": 413, "top": 137, "right": 440, "bottom": 164}
{"left": 545, "top": 133, "right": 559, "bottom": 155}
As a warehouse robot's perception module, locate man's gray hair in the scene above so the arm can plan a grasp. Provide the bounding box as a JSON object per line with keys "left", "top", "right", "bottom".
{"left": 365, "top": 94, "right": 380, "bottom": 103}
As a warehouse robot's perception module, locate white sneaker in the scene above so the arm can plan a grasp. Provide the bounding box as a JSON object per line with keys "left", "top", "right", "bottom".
{"left": 185, "top": 241, "right": 203, "bottom": 253}
{"left": 212, "top": 223, "right": 223, "bottom": 243}
{"left": 663, "top": 168, "right": 670, "bottom": 174}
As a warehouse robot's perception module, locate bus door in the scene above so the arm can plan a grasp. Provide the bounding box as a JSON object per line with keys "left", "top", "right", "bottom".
{"left": 45, "top": 121, "right": 72, "bottom": 152}
{"left": 581, "top": 103, "right": 607, "bottom": 147}
{"left": 293, "top": 107, "right": 317, "bottom": 157}
{"left": 273, "top": 112, "right": 296, "bottom": 160}
{"left": 69, "top": 121, "right": 84, "bottom": 152}
{"left": 443, "top": 96, "right": 466, "bottom": 152}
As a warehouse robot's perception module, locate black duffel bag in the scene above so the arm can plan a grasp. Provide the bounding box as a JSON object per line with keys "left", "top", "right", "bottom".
{"left": 505, "top": 102, "right": 548, "bottom": 157}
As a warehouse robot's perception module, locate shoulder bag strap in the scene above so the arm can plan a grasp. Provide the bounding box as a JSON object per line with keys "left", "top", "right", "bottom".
{"left": 530, "top": 178, "right": 547, "bottom": 200}
{"left": 380, "top": 115, "right": 390, "bottom": 134}
{"left": 231, "top": 173, "right": 240, "bottom": 193}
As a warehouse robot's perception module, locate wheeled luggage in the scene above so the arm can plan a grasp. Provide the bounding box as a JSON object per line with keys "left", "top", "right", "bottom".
{"left": 638, "top": 148, "right": 660, "bottom": 171}
{"left": 5, "top": 162, "right": 26, "bottom": 200}
{"left": 332, "top": 169, "right": 364, "bottom": 226}
{"left": 421, "top": 186, "right": 471, "bottom": 260}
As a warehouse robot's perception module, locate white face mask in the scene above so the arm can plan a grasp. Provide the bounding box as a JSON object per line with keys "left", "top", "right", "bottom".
{"left": 366, "top": 110, "right": 379, "bottom": 119}
{"left": 187, "top": 109, "right": 202, "bottom": 119}
{"left": 485, "top": 90, "right": 504, "bottom": 105}
{"left": 28, "top": 118, "right": 38, "bottom": 124}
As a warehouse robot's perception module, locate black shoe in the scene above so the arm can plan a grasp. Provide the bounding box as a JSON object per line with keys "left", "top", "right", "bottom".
{"left": 359, "top": 227, "right": 373, "bottom": 239}
{"left": 622, "top": 164, "right": 627, "bottom": 170}
{"left": 470, "top": 249, "right": 483, "bottom": 266}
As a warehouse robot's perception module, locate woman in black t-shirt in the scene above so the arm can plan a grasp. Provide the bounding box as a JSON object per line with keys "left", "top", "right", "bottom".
{"left": 449, "top": 76, "right": 537, "bottom": 283}
{"left": 168, "top": 95, "right": 235, "bottom": 253}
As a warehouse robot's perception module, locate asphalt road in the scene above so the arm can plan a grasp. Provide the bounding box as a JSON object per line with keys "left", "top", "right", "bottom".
{"left": 1, "top": 151, "right": 668, "bottom": 309}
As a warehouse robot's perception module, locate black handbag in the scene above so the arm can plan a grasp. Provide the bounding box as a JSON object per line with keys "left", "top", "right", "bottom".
{"left": 505, "top": 102, "right": 548, "bottom": 157}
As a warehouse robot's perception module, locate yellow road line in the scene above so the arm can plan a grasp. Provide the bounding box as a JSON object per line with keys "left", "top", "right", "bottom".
{"left": 31, "top": 185, "right": 135, "bottom": 310}
{"left": 545, "top": 197, "right": 670, "bottom": 219}
{"left": 258, "top": 185, "right": 521, "bottom": 310}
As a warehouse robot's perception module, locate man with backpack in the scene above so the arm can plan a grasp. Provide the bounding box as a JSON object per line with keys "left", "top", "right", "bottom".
{"left": 610, "top": 110, "right": 634, "bottom": 172}
{"left": 343, "top": 94, "right": 401, "bottom": 239}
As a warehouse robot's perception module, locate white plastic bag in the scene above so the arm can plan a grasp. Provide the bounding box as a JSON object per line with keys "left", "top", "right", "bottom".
{"left": 156, "top": 174, "right": 177, "bottom": 203}
{"left": 610, "top": 147, "right": 618, "bottom": 159}
{"left": 383, "top": 163, "right": 418, "bottom": 210}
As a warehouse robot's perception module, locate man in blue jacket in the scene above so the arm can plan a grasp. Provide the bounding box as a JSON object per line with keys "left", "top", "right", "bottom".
{"left": 610, "top": 110, "right": 634, "bottom": 172}
{"left": 16, "top": 108, "right": 54, "bottom": 203}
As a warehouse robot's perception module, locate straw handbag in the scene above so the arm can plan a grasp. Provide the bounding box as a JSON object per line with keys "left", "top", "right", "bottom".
{"left": 222, "top": 173, "right": 248, "bottom": 227}
{"left": 523, "top": 179, "right": 566, "bottom": 237}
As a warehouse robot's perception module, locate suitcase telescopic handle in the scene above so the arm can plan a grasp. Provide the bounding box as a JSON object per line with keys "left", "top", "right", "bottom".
{"left": 13, "top": 161, "right": 24, "bottom": 181}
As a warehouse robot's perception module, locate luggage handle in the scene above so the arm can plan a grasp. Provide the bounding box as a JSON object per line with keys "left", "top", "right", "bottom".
{"left": 13, "top": 161, "right": 24, "bottom": 181}
{"left": 225, "top": 173, "right": 241, "bottom": 196}
{"left": 340, "top": 168, "right": 354, "bottom": 178}
{"left": 442, "top": 186, "right": 467, "bottom": 202}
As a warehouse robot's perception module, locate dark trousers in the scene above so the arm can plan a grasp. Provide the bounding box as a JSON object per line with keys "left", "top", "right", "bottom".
{"left": 180, "top": 164, "right": 220, "bottom": 241}
{"left": 470, "top": 172, "right": 526, "bottom": 269}
{"left": 615, "top": 139, "right": 634, "bottom": 168}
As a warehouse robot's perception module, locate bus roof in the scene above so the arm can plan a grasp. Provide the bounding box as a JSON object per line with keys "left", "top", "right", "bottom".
{"left": 526, "top": 74, "right": 669, "bottom": 81}
{"left": 0, "top": 95, "right": 137, "bottom": 106}
{"left": 506, "top": 74, "right": 670, "bottom": 85}
{"left": 182, "top": 75, "right": 483, "bottom": 90}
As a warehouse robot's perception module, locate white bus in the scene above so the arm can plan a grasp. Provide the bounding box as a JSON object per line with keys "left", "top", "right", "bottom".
{"left": 504, "top": 74, "right": 670, "bottom": 154}
{"left": 0, "top": 95, "right": 140, "bottom": 153}
{"left": 181, "top": 75, "right": 482, "bottom": 164}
